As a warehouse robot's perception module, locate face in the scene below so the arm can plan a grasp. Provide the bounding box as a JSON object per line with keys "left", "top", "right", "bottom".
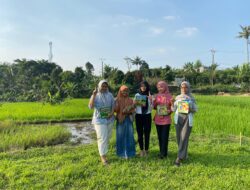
{"left": 121, "top": 89, "right": 129, "bottom": 97}
{"left": 140, "top": 83, "right": 147, "bottom": 92}
{"left": 181, "top": 83, "right": 188, "bottom": 94}
{"left": 157, "top": 84, "right": 165, "bottom": 94}
{"left": 100, "top": 83, "right": 108, "bottom": 93}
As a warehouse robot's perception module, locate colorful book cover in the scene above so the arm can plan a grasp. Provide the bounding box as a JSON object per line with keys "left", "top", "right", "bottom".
{"left": 99, "top": 106, "right": 111, "bottom": 118}
{"left": 157, "top": 105, "right": 168, "bottom": 116}
{"left": 177, "top": 101, "right": 189, "bottom": 114}
{"left": 135, "top": 95, "right": 147, "bottom": 106}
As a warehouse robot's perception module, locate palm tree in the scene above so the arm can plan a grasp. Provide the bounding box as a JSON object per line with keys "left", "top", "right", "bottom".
{"left": 131, "top": 56, "right": 144, "bottom": 70}
{"left": 237, "top": 25, "right": 250, "bottom": 64}
{"left": 194, "top": 60, "right": 203, "bottom": 72}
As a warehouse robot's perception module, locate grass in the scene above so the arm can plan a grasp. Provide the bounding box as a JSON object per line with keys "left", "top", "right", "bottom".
{"left": 194, "top": 95, "right": 250, "bottom": 136}
{"left": 0, "top": 121, "right": 71, "bottom": 152}
{"left": 0, "top": 130, "right": 249, "bottom": 189}
{"left": 0, "top": 99, "right": 93, "bottom": 123}
{"left": 0, "top": 96, "right": 250, "bottom": 189}
{"left": 0, "top": 96, "right": 250, "bottom": 137}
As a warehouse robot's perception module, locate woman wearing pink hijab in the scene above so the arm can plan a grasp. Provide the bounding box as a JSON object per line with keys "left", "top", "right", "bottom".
{"left": 153, "top": 81, "right": 173, "bottom": 159}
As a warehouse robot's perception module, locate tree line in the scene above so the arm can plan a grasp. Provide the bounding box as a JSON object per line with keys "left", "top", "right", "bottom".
{"left": 0, "top": 25, "right": 249, "bottom": 102}
{"left": 1, "top": 56, "right": 250, "bottom": 103}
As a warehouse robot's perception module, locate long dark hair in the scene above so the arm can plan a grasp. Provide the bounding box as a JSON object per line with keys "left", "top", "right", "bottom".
{"left": 138, "top": 81, "right": 150, "bottom": 96}
{"left": 138, "top": 81, "right": 150, "bottom": 114}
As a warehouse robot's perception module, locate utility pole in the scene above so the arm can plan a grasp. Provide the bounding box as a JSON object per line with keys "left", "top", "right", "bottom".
{"left": 248, "top": 39, "right": 250, "bottom": 64}
{"left": 100, "top": 58, "right": 105, "bottom": 78}
{"left": 48, "top": 41, "right": 53, "bottom": 63}
{"left": 210, "top": 48, "right": 216, "bottom": 65}
{"left": 210, "top": 49, "right": 216, "bottom": 86}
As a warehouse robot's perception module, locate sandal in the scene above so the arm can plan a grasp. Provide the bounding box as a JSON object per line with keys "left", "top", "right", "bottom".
{"left": 174, "top": 158, "right": 181, "bottom": 167}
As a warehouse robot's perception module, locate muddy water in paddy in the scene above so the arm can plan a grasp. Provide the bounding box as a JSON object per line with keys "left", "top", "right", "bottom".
{"left": 48, "top": 121, "right": 96, "bottom": 144}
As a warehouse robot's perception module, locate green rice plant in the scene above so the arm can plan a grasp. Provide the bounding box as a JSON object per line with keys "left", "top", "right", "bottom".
{"left": 193, "top": 95, "right": 250, "bottom": 136}
{"left": 1, "top": 96, "right": 250, "bottom": 136}
{"left": 0, "top": 124, "right": 71, "bottom": 152}
{"left": 0, "top": 132, "right": 249, "bottom": 189}
{"left": 0, "top": 99, "right": 93, "bottom": 123}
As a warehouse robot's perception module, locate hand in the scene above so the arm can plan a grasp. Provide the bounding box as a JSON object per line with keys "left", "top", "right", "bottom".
{"left": 148, "top": 92, "right": 152, "bottom": 101}
{"left": 107, "top": 112, "right": 113, "bottom": 119}
{"left": 92, "top": 88, "right": 97, "bottom": 96}
{"left": 170, "top": 97, "right": 175, "bottom": 105}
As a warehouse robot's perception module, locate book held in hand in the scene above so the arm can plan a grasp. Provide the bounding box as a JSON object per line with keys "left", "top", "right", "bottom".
{"left": 177, "top": 101, "right": 189, "bottom": 114}
{"left": 99, "top": 106, "right": 111, "bottom": 118}
{"left": 157, "top": 105, "right": 168, "bottom": 116}
{"left": 135, "top": 95, "right": 147, "bottom": 106}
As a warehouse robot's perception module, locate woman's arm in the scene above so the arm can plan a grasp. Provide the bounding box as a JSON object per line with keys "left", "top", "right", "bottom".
{"left": 88, "top": 88, "right": 97, "bottom": 109}
{"left": 189, "top": 100, "right": 197, "bottom": 113}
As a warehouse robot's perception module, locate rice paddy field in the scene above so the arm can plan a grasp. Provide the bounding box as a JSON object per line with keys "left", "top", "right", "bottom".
{"left": 0, "top": 96, "right": 249, "bottom": 189}
{"left": 0, "top": 99, "right": 93, "bottom": 123}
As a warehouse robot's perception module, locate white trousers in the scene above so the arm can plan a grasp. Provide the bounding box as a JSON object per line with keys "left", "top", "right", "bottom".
{"left": 94, "top": 122, "right": 113, "bottom": 156}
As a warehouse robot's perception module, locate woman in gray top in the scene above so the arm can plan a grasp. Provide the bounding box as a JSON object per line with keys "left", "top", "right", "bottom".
{"left": 172, "top": 81, "right": 197, "bottom": 166}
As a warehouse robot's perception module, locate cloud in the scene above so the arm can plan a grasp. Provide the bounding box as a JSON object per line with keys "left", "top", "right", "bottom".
{"left": 176, "top": 27, "right": 198, "bottom": 37}
{"left": 150, "top": 27, "right": 164, "bottom": 35}
{"left": 163, "top": 15, "right": 178, "bottom": 21}
{"left": 111, "top": 15, "right": 148, "bottom": 27}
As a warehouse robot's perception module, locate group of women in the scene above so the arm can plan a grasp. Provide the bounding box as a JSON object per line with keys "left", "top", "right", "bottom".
{"left": 88, "top": 80, "right": 197, "bottom": 166}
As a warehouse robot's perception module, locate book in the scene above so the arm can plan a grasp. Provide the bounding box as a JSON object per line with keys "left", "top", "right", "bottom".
{"left": 177, "top": 101, "right": 189, "bottom": 114}
{"left": 157, "top": 105, "right": 168, "bottom": 116}
{"left": 135, "top": 95, "right": 147, "bottom": 106}
{"left": 99, "top": 106, "right": 111, "bottom": 119}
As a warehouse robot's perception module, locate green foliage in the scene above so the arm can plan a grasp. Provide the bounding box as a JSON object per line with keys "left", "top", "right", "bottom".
{"left": 0, "top": 124, "right": 71, "bottom": 152}
{"left": 194, "top": 95, "right": 250, "bottom": 135}
{"left": 0, "top": 99, "right": 93, "bottom": 123}
{"left": 2, "top": 57, "right": 250, "bottom": 102}
{"left": 0, "top": 96, "right": 249, "bottom": 188}
{"left": 193, "top": 84, "right": 240, "bottom": 94}
{"left": 47, "top": 91, "right": 64, "bottom": 105}
{"left": 0, "top": 132, "right": 249, "bottom": 189}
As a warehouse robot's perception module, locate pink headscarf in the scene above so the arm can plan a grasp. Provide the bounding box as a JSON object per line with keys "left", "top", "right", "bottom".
{"left": 154, "top": 81, "right": 172, "bottom": 106}
{"left": 157, "top": 81, "right": 170, "bottom": 95}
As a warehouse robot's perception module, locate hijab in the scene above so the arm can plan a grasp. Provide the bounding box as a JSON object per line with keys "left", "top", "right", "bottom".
{"left": 155, "top": 80, "right": 172, "bottom": 103}
{"left": 96, "top": 79, "right": 114, "bottom": 107}
{"left": 175, "top": 81, "right": 195, "bottom": 102}
{"left": 115, "top": 85, "right": 134, "bottom": 123}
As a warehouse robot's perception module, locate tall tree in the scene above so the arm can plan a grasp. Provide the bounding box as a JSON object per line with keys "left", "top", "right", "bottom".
{"left": 139, "top": 60, "right": 150, "bottom": 78}
{"left": 162, "top": 65, "right": 175, "bottom": 83}
{"left": 124, "top": 57, "right": 132, "bottom": 72}
{"left": 130, "top": 56, "right": 144, "bottom": 70}
{"left": 85, "top": 62, "right": 94, "bottom": 75}
{"left": 237, "top": 25, "right": 250, "bottom": 63}
{"left": 194, "top": 60, "right": 203, "bottom": 72}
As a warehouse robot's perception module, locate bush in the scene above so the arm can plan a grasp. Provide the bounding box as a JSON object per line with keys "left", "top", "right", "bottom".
{"left": 193, "top": 84, "right": 240, "bottom": 94}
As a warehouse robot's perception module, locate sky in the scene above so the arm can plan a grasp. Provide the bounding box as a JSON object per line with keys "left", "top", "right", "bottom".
{"left": 0, "top": 0, "right": 250, "bottom": 75}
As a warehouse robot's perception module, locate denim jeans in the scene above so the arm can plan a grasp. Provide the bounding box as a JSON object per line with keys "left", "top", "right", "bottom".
{"left": 116, "top": 116, "right": 136, "bottom": 158}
